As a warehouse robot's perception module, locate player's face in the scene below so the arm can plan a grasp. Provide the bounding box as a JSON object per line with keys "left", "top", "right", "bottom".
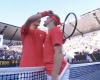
{"left": 44, "top": 17, "right": 53, "bottom": 27}
{"left": 32, "top": 19, "right": 41, "bottom": 29}
{"left": 34, "top": 19, "right": 41, "bottom": 26}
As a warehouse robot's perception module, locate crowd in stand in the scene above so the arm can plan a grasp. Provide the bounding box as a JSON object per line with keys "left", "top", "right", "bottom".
{"left": 68, "top": 49, "right": 100, "bottom": 64}
{"left": 0, "top": 47, "right": 100, "bottom": 65}
{"left": 0, "top": 40, "right": 100, "bottom": 66}
{"left": 0, "top": 49, "right": 21, "bottom": 60}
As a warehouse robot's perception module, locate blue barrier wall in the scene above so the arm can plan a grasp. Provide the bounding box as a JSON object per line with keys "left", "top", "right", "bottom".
{"left": 69, "top": 62, "right": 100, "bottom": 80}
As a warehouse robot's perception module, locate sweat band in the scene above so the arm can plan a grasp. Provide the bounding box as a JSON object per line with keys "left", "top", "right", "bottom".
{"left": 50, "top": 16, "right": 61, "bottom": 25}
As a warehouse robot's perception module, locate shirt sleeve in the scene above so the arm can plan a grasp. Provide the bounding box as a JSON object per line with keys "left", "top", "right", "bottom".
{"left": 21, "top": 26, "right": 29, "bottom": 35}
{"left": 50, "top": 27, "right": 63, "bottom": 46}
{"left": 20, "top": 26, "right": 30, "bottom": 41}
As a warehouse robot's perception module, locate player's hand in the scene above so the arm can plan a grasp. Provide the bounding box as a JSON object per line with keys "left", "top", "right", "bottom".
{"left": 41, "top": 10, "right": 53, "bottom": 17}
{"left": 52, "top": 77, "right": 58, "bottom": 80}
{"left": 51, "top": 75, "right": 59, "bottom": 80}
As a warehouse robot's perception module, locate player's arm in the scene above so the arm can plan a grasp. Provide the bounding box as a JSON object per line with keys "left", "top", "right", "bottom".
{"left": 50, "top": 28, "right": 63, "bottom": 80}
{"left": 20, "top": 13, "right": 42, "bottom": 35}
{"left": 51, "top": 44, "right": 63, "bottom": 80}
{"left": 22, "top": 10, "right": 53, "bottom": 29}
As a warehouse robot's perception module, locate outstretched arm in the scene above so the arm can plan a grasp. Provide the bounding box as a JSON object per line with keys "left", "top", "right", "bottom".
{"left": 23, "top": 10, "right": 53, "bottom": 29}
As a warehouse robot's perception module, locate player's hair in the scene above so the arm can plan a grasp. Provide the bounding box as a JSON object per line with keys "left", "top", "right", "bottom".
{"left": 49, "top": 14, "right": 61, "bottom": 26}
